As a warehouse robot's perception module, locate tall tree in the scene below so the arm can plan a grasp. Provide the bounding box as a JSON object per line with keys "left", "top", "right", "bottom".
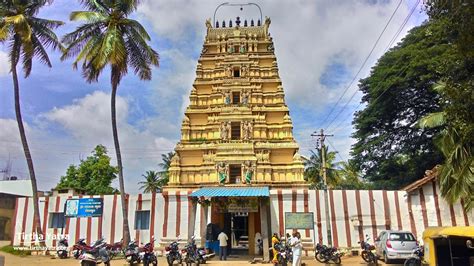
{"left": 0, "top": 0, "right": 63, "bottom": 242}
{"left": 420, "top": 0, "right": 474, "bottom": 211}
{"left": 138, "top": 170, "right": 160, "bottom": 193}
{"left": 351, "top": 21, "right": 452, "bottom": 189}
{"left": 304, "top": 147, "right": 341, "bottom": 189}
{"left": 61, "top": 0, "right": 159, "bottom": 244}
{"left": 55, "top": 145, "right": 118, "bottom": 194}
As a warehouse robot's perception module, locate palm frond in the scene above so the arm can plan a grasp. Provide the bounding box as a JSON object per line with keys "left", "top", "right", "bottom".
{"left": 418, "top": 111, "right": 446, "bottom": 128}
{"left": 70, "top": 11, "right": 107, "bottom": 22}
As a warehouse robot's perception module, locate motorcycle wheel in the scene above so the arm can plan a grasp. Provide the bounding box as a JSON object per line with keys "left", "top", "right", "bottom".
{"left": 81, "top": 261, "right": 97, "bottom": 266}
{"left": 361, "top": 250, "right": 370, "bottom": 262}
{"left": 368, "top": 252, "right": 377, "bottom": 264}
{"left": 167, "top": 256, "right": 174, "bottom": 266}
{"left": 277, "top": 255, "right": 287, "bottom": 266}
{"left": 315, "top": 253, "right": 328, "bottom": 263}
{"left": 74, "top": 250, "right": 81, "bottom": 259}
{"left": 104, "top": 261, "right": 111, "bottom": 266}
{"left": 404, "top": 258, "right": 421, "bottom": 266}
{"left": 331, "top": 255, "right": 341, "bottom": 264}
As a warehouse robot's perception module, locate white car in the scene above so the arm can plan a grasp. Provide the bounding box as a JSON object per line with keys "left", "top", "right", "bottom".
{"left": 375, "top": 230, "right": 418, "bottom": 264}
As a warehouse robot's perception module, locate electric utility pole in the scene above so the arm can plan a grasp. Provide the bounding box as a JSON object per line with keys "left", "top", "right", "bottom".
{"left": 311, "top": 129, "right": 334, "bottom": 246}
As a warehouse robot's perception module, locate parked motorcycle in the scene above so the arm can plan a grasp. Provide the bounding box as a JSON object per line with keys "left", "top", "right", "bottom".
{"left": 141, "top": 240, "right": 158, "bottom": 266}
{"left": 404, "top": 245, "right": 424, "bottom": 266}
{"left": 166, "top": 239, "right": 182, "bottom": 265}
{"left": 57, "top": 237, "right": 68, "bottom": 259}
{"left": 314, "top": 243, "right": 342, "bottom": 264}
{"left": 72, "top": 238, "right": 89, "bottom": 259}
{"left": 273, "top": 243, "right": 289, "bottom": 266}
{"left": 125, "top": 240, "right": 142, "bottom": 265}
{"left": 182, "top": 237, "right": 201, "bottom": 266}
{"left": 79, "top": 238, "right": 110, "bottom": 266}
{"left": 106, "top": 239, "right": 124, "bottom": 259}
{"left": 359, "top": 236, "right": 377, "bottom": 264}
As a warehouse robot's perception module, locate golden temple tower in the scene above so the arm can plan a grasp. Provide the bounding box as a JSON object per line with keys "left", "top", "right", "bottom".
{"left": 166, "top": 16, "right": 305, "bottom": 188}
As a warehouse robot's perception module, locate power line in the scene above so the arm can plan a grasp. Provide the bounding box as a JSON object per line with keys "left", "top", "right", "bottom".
{"left": 319, "top": 0, "right": 403, "bottom": 128}
{"left": 325, "top": 0, "right": 421, "bottom": 132}
{"left": 326, "top": 137, "right": 346, "bottom": 163}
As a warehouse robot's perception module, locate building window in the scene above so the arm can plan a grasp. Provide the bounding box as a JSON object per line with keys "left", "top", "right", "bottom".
{"left": 229, "top": 165, "right": 241, "bottom": 184}
{"left": 232, "top": 92, "right": 240, "bottom": 104}
{"left": 134, "top": 210, "right": 150, "bottom": 230}
{"left": 231, "top": 122, "right": 241, "bottom": 140}
{"left": 233, "top": 69, "right": 240, "bottom": 77}
{"left": 49, "top": 212, "right": 65, "bottom": 229}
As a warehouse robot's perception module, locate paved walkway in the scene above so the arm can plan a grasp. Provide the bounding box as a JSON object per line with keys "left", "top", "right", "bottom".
{"left": 0, "top": 251, "right": 405, "bottom": 266}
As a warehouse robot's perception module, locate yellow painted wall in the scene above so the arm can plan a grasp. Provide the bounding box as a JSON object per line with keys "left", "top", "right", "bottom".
{"left": 201, "top": 60, "right": 215, "bottom": 69}
{"left": 266, "top": 112, "right": 285, "bottom": 124}
{"left": 262, "top": 83, "right": 277, "bottom": 92}
{"left": 270, "top": 149, "right": 294, "bottom": 164}
{"left": 196, "top": 85, "right": 212, "bottom": 95}
{"left": 190, "top": 114, "right": 208, "bottom": 125}
{"left": 259, "top": 58, "right": 273, "bottom": 67}
{"left": 180, "top": 150, "right": 203, "bottom": 165}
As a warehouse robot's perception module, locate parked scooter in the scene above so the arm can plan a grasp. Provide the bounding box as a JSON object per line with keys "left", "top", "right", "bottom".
{"left": 166, "top": 239, "right": 182, "bottom": 265}
{"left": 79, "top": 237, "right": 110, "bottom": 266}
{"left": 314, "top": 243, "right": 342, "bottom": 264}
{"left": 57, "top": 237, "right": 68, "bottom": 259}
{"left": 359, "top": 235, "right": 377, "bottom": 264}
{"left": 404, "top": 245, "right": 424, "bottom": 266}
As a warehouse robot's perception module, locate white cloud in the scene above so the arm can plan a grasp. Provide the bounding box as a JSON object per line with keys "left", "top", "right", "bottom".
{"left": 0, "top": 92, "right": 176, "bottom": 193}
{"left": 0, "top": 51, "right": 9, "bottom": 77}
{"left": 138, "top": 0, "right": 422, "bottom": 110}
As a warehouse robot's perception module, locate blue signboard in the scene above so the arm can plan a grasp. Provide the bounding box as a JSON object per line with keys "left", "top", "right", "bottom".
{"left": 65, "top": 198, "right": 103, "bottom": 217}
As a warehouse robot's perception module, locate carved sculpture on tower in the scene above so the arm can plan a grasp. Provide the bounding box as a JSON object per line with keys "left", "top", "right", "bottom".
{"left": 216, "top": 162, "right": 229, "bottom": 185}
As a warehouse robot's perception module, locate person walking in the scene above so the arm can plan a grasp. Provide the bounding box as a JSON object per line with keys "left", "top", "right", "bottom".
{"left": 290, "top": 232, "right": 303, "bottom": 266}
{"left": 218, "top": 230, "right": 229, "bottom": 260}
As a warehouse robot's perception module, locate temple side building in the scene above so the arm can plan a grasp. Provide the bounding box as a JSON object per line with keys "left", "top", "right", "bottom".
{"left": 163, "top": 16, "right": 307, "bottom": 258}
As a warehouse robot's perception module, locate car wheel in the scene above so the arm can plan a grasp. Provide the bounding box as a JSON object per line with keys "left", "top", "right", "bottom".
{"left": 384, "top": 252, "right": 392, "bottom": 264}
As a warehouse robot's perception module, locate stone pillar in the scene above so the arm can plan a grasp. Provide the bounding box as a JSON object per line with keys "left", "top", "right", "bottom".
{"left": 200, "top": 205, "right": 209, "bottom": 247}
{"left": 248, "top": 212, "right": 255, "bottom": 255}
{"left": 260, "top": 199, "right": 270, "bottom": 261}
{"left": 188, "top": 200, "right": 197, "bottom": 240}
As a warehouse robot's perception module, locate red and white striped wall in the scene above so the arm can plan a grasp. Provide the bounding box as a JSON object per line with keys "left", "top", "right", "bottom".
{"left": 11, "top": 181, "right": 473, "bottom": 248}
{"left": 270, "top": 182, "right": 472, "bottom": 248}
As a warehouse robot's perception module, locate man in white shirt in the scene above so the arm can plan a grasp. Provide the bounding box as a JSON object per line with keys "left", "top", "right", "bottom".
{"left": 218, "top": 230, "right": 229, "bottom": 260}
{"left": 289, "top": 231, "right": 302, "bottom": 266}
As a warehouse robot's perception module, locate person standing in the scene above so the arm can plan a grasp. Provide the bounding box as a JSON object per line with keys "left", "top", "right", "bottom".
{"left": 218, "top": 230, "right": 228, "bottom": 260}
{"left": 271, "top": 233, "right": 280, "bottom": 263}
{"left": 290, "top": 232, "right": 303, "bottom": 266}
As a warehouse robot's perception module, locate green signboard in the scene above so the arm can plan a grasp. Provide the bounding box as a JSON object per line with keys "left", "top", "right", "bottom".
{"left": 285, "top": 212, "right": 314, "bottom": 229}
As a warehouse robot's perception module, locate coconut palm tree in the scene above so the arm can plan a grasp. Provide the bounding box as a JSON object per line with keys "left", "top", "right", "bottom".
{"left": 0, "top": 0, "right": 63, "bottom": 242}
{"left": 157, "top": 152, "right": 174, "bottom": 186}
{"left": 138, "top": 170, "right": 160, "bottom": 193}
{"left": 336, "top": 161, "right": 369, "bottom": 189}
{"left": 304, "top": 147, "right": 341, "bottom": 189}
{"left": 61, "top": 0, "right": 159, "bottom": 244}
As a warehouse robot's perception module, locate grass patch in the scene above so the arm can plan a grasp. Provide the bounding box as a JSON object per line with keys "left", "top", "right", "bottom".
{"left": 0, "top": 245, "right": 31, "bottom": 256}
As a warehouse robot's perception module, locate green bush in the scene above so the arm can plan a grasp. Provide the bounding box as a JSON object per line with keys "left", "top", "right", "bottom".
{"left": 0, "top": 245, "right": 31, "bottom": 256}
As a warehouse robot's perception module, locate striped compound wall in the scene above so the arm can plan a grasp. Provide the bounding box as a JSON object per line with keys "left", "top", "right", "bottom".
{"left": 11, "top": 181, "right": 473, "bottom": 249}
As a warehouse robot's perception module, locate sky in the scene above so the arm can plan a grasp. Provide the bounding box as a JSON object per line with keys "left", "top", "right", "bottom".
{"left": 0, "top": 0, "right": 427, "bottom": 193}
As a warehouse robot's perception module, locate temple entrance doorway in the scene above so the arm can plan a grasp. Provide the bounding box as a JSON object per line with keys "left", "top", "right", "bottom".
{"left": 211, "top": 198, "right": 262, "bottom": 256}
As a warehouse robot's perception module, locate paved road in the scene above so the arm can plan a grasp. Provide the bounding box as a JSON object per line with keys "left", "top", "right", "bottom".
{"left": 0, "top": 252, "right": 406, "bottom": 266}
